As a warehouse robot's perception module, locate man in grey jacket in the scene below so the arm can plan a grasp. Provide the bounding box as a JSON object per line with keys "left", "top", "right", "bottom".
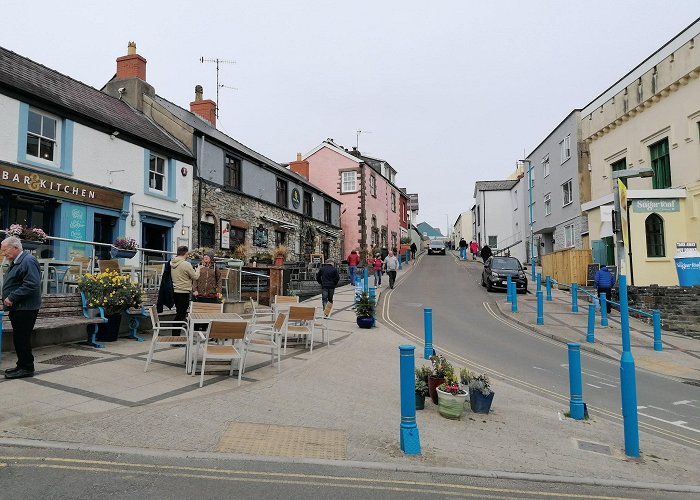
{"left": 2, "top": 237, "right": 41, "bottom": 379}
{"left": 383, "top": 251, "right": 399, "bottom": 289}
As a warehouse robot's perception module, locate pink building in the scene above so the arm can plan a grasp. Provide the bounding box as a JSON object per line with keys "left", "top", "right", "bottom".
{"left": 291, "top": 139, "right": 406, "bottom": 260}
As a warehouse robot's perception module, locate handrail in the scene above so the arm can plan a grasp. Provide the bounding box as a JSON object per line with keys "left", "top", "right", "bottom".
{"left": 550, "top": 278, "right": 652, "bottom": 318}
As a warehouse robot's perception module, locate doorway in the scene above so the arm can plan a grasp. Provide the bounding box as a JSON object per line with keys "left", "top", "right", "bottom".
{"left": 142, "top": 223, "right": 170, "bottom": 263}
{"left": 94, "top": 214, "right": 117, "bottom": 260}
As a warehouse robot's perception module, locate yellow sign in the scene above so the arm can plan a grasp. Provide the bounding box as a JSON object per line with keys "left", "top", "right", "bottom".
{"left": 618, "top": 179, "right": 628, "bottom": 275}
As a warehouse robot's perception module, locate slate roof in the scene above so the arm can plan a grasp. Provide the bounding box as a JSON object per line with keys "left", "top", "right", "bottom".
{"left": 154, "top": 95, "right": 340, "bottom": 202}
{"left": 473, "top": 180, "right": 518, "bottom": 198}
{"left": 0, "top": 46, "right": 192, "bottom": 160}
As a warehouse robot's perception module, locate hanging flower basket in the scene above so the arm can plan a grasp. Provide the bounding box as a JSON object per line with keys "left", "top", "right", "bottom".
{"left": 111, "top": 237, "right": 138, "bottom": 259}
{"left": 21, "top": 240, "right": 42, "bottom": 251}
{"left": 110, "top": 247, "right": 137, "bottom": 259}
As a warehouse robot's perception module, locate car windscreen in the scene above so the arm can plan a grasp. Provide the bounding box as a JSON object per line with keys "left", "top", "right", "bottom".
{"left": 491, "top": 257, "right": 520, "bottom": 270}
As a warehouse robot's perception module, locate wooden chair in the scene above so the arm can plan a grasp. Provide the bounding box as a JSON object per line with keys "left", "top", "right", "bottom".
{"left": 71, "top": 255, "right": 93, "bottom": 274}
{"left": 193, "top": 320, "right": 249, "bottom": 387}
{"left": 190, "top": 301, "right": 224, "bottom": 314}
{"left": 284, "top": 305, "right": 317, "bottom": 354}
{"left": 314, "top": 301, "right": 333, "bottom": 348}
{"left": 249, "top": 298, "right": 274, "bottom": 324}
{"left": 272, "top": 294, "right": 299, "bottom": 316}
{"left": 98, "top": 259, "right": 121, "bottom": 273}
{"left": 247, "top": 312, "right": 286, "bottom": 373}
{"left": 220, "top": 268, "right": 231, "bottom": 300}
{"left": 143, "top": 305, "right": 189, "bottom": 372}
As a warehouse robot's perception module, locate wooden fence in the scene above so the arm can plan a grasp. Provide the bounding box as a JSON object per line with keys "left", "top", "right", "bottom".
{"left": 541, "top": 248, "right": 592, "bottom": 286}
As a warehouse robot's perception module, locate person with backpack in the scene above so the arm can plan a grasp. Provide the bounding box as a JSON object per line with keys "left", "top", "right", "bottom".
{"left": 594, "top": 264, "right": 616, "bottom": 314}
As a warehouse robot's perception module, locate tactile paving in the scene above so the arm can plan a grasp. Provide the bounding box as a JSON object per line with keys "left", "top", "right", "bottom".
{"left": 40, "top": 354, "right": 100, "bottom": 366}
{"left": 217, "top": 422, "right": 347, "bottom": 459}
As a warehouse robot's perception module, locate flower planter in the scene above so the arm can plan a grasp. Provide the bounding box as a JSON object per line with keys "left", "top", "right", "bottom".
{"left": 415, "top": 394, "right": 426, "bottom": 410}
{"left": 97, "top": 313, "right": 122, "bottom": 342}
{"left": 274, "top": 256, "right": 285, "bottom": 266}
{"left": 469, "top": 388, "right": 495, "bottom": 414}
{"left": 110, "top": 247, "right": 137, "bottom": 259}
{"left": 427, "top": 375, "right": 446, "bottom": 405}
{"left": 21, "top": 240, "right": 43, "bottom": 251}
{"left": 437, "top": 388, "right": 468, "bottom": 419}
{"left": 356, "top": 316, "right": 375, "bottom": 329}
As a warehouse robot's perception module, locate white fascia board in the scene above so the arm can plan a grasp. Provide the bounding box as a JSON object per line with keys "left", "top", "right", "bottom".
{"left": 581, "top": 194, "right": 613, "bottom": 212}
{"left": 627, "top": 188, "right": 686, "bottom": 199}
{"left": 302, "top": 143, "right": 362, "bottom": 163}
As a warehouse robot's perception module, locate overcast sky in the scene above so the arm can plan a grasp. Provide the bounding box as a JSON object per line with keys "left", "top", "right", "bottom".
{"left": 2, "top": 1, "right": 699, "bottom": 235}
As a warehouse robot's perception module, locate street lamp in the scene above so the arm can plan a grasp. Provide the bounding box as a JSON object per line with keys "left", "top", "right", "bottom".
{"left": 520, "top": 160, "right": 536, "bottom": 280}
{"left": 611, "top": 165, "right": 653, "bottom": 458}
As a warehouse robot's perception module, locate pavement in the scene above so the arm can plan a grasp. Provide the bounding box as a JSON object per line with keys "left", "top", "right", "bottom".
{"left": 1, "top": 258, "right": 699, "bottom": 493}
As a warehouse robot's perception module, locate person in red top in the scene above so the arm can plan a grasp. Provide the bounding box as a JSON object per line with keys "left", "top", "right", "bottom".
{"left": 469, "top": 241, "right": 480, "bottom": 261}
{"left": 347, "top": 250, "right": 360, "bottom": 285}
{"left": 372, "top": 253, "right": 383, "bottom": 287}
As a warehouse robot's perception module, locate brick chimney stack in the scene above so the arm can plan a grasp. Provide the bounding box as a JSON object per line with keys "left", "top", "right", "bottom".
{"left": 289, "top": 152, "right": 310, "bottom": 179}
{"left": 115, "top": 42, "right": 147, "bottom": 81}
{"left": 190, "top": 85, "right": 217, "bottom": 127}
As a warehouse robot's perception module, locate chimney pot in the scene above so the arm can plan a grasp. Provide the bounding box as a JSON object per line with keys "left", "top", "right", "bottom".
{"left": 116, "top": 41, "right": 147, "bottom": 81}
{"left": 194, "top": 85, "right": 203, "bottom": 101}
{"left": 296, "top": 152, "right": 302, "bottom": 161}
{"left": 190, "top": 85, "right": 217, "bottom": 127}
{"left": 127, "top": 41, "right": 137, "bottom": 55}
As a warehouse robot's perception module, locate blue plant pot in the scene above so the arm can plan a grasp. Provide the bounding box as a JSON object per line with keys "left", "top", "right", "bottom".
{"left": 356, "top": 316, "right": 375, "bottom": 329}
{"left": 21, "top": 240, "right": 43, "bottom": 251}
{"left": 469, "top": 388, "right": 495, "bottom": 414}
{"left": 110, "top": 247, "right": 137, "bottom": 259}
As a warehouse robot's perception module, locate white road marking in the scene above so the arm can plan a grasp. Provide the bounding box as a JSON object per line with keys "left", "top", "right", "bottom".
{"left": 599, "top": 382, "right": 617, "bottom": 388}
{"left": 586, "top": 383, "right": 602, "bottom": 389}
{"left": 637, "top": 406, "right": 647, "bottom": 409}
{"left": 673, "top": 400, "right": 698, "bottom": 408}
{"left": 403, "top": 302, "right": 424, "bottom": 307}
{"left": 532, "top": 366, "right": 550, "bottom": 372}
{"left": 638, "top": 412, "right": 700, "bottom": 433}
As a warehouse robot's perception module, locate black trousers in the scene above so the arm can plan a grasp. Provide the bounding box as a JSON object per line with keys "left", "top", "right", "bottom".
{"left": 9, "top": 309, "right": 39, "bottom": 371}
{"left": 597, "top": 288, "right": 612, "bottom": 314}
{"left": 387, "top": 270, "right": 397, "bottom": 289}
{"left": 173, "top": 292, "right": 191, "bottom": 322}
{"left": 321, "top": 287, "right": 335, "bottom": 307}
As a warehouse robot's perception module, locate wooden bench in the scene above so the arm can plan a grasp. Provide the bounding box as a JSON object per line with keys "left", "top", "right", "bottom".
{"left": 0, "top": 293, "right": 107, "bottom": 353}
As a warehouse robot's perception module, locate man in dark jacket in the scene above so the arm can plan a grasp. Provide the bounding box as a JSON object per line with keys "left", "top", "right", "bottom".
{"left": 594, "top": 265, "right": 616, "bottom": 314}
{"left": 458, "top": 238, "right": 467, "bottom": 260}
{"left": 2, "top": 237, "right": 41, "bottom": 379}
{"left": 480, "top": 244, "right": 492, "bottom": 263}
{"left": 410, "top": 242, "right": 417, "bottom": 260}
{"left": 316, "top": 260, "right": 340, "bottom": 308}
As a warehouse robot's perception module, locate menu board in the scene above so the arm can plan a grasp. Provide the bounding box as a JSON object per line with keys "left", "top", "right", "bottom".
{"left": 586, "top": 263, "right": 600, "bottom": 286}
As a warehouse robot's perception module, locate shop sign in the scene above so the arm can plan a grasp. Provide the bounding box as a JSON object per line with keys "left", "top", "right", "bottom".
{"left": 0, "top": 162, "right": 124, "bottom": 210}
{"left": 632, "top": 199, "right": 679, "bottom": 213}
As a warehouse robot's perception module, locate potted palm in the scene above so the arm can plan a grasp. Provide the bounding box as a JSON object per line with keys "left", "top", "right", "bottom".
{"left": 6, "top": 224, "right": 47, "bottom": 250}
{"left": 273, "top": 244, "right": 288, "bottom": 266}
{"left": 352, "top": 292, "right": 375, "bottom": 328}
{"left": 111, "top": 237, "right": 138, "bottom": 259}
{"left": 437, "top": 375, "right": 468, "bottom": 420}
{"left": 428, "top": 354, "right": 453, "bottom": 405}
{"left": 77, "top": 270, "right": 142, "bottom": 341}
{"left": 468, "top": 373, "right": 495, "bottom": 414}
{"left": 415, "top": 365, "right": 432, "bottom": 410}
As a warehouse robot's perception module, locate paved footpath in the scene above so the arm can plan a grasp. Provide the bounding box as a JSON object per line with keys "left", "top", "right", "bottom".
{"left": 1, "top": 272, "right": 699, "bottom": 493}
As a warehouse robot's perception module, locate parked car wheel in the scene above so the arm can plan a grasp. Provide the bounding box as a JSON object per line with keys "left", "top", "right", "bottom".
{"left": 486, "top": 278, "right": 493, "bottom": 292}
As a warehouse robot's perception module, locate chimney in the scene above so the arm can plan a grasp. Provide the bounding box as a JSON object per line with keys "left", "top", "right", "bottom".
{"left": 115, "top": 41, "right": 147, "bottom": 81}
{"left": 289, "top": 152, "right": 310, "bottom": 179}
{"left": 348, "top": 146, "right": 362, "bottom": 158}
{"left": 190, "top": 85, "right": 217, "bottom": 127}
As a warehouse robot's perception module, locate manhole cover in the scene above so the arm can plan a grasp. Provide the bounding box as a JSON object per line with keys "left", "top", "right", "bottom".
{"left": 218, "top": 422, "right": 346, "bottom": 460}
{"left": 577, "top": 440, "right": 611, "bottom": 455}
{"left": 40, "top": 354, "right": 100, "bottom": 366}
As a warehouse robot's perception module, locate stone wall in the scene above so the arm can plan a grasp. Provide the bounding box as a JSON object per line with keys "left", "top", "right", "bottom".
{"left": 614, "top": 285, "right": 700, "bottom": 338}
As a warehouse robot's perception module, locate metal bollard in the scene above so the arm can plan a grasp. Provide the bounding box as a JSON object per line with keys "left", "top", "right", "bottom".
{"left": 536, "top": 273, "right": 541, "bottom": 292}
{"left": 423, "top": 308, "right": 433, "bottom": 360}
{"left": 506, "top": 275, "right": 512, "bottom": 303}
{"left": 398, "top": 254, "right": 402, "bottom": 270}
{"left": 653, "top": 310, "right": 662, "bottom": 352}
{"left": 586, "top": 304, "right": 595, "bottom": 343}
{"left": 571, "top": 283, "right": 578, "bottom": 313}
{"left": 399, "top": 345, "right": 421, "bottom": 455}
{"left": 369, "top": 287, "right": 376, "bottom": 306}
{"left": 600, "top": 293, "right": 608, "bottom": 327}
{"left": 567, "top": 343, "right": 586, "bottom": 420}
{"left": 546, "top": 275, "right": 552, "bottom": 301}
{"left": 511, "top": 282, "right": 518, "bottom": 313}
{"left": 536, "top": 290, "right": 544, "bottom": 324}
{"left": 364, "top": 267, "right": 369, "bottom": 294}
{"left": 405, "top": 250, "right": 410, "bottom": 263}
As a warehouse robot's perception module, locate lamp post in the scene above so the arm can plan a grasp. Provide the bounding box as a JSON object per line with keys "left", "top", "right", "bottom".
{"left": 611, "top": 166, "right": 653, "bottom": 458}
{"left": 520, "top": 160, "right": 536, "bottom": 280}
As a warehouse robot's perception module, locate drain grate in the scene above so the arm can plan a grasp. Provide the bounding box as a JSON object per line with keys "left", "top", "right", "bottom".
{"left": 40, "top": 354, "right": 100, "bottom": 366}
{"left": 218, "top": 422, "right": 347, "bottom": 459}
{"left": 577, "top": 440, "right": 611, "bottom": 455}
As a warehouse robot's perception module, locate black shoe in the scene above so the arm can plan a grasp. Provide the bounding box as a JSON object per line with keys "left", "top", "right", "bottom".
{"left": 4, "top": 367, "right": 20, "bottom": 375}
{"left": 5, "top": 368, "right": 34, "bottom": 379}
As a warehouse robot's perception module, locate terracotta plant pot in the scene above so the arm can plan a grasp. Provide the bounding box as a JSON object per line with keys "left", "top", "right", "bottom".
{"left": 428, "top": 375, "right": 446, "bottom": 405}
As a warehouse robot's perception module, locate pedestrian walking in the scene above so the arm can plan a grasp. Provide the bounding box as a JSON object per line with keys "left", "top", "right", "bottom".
{"left": 384, "top": 250, "right": 399, "bottom": 289}
{"left": 347, "top": 249, "right": 360, "bottom": 285}
{"left": 594, "top": 264, "right": 616, "bottom": 314}
{"left": 2, "top": 236, "right": 41, "bottom": 380}
{"left": 458, "top": 238, "right": 467, "bottom": 260}
{"left": 372, "top": 253, "right": 383, "bottom": 287}
{"left": 480, "top": 244, "right": 492, "bottom": 263}
{"left": 469, "top": 240, "right": 479, "bottom": 261}
{"left": 192, "top": 251, "right": 221, "bottom": 303}
{"left": 410, "top": 242, "right": 417, "bottom": 260}
{"left": 169, "top": 246, "right": 200, "bottom": 323}
{"left": 316, "top": 259, "right": 340, "bottom": 308}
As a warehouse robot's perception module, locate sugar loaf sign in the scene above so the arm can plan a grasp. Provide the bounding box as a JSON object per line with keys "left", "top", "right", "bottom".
{"left": 632, "top": 199, "right": 679, "bottom": 213}
{"left": 0, "top": 162, "right": 124, "bottom": 210}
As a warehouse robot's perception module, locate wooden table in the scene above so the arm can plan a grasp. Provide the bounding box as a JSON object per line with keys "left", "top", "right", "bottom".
{"left": 187, "top": 312, "right": 243, "bottom": 373}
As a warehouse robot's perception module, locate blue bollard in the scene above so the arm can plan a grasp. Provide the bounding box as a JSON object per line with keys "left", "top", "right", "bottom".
{"left": 653, "top": 310, "right": 662, "bottom": 352}
{"left": 506, "top": 275, "right": 512, "bottom": 303}
{"left": 511, "top": 283, "right": 518, "bottom": 313}
{"left": 398, "top": 254, "right": 402, "bottom": 270}
{"left": 369, "top": 287, "right": 376, "bottom": 306}
{"left": 618, "top": 275, "right": 640, "bottom": 457}
{"left": 546, "top": 276, "right": 552, "bottom": 301}
{"left": 536, "top": 290, "right": 544, "bottom": 325}
{"left": 364, "top": 267, "right": 369, "bottom": 294}
{"left": 586, "top": 304, "right": 596, "bottom": 343}
{"left": 423, "top": 308, "right": 433, "bottom": 360}
{"left": 567, "top": 343, "right": 586, "bottom": 420}
{"left": 600, "top": 293, "right": 608, "bottom": 327}
{"left": 405, "top": 249, "right": 410, "bottom": 263}
{"left": 571, "top": 283, "right": 578, "bottom": 313}
{"left": 399, "top": 345, "right": 421, "bottom": 455}
{"left": 536, "top": 273, "right": 541, "bottom": 292}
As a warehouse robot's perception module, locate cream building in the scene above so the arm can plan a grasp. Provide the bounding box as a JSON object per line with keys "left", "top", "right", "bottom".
{"left": 581, "top": 19, "right": 700, "bottom": 286}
